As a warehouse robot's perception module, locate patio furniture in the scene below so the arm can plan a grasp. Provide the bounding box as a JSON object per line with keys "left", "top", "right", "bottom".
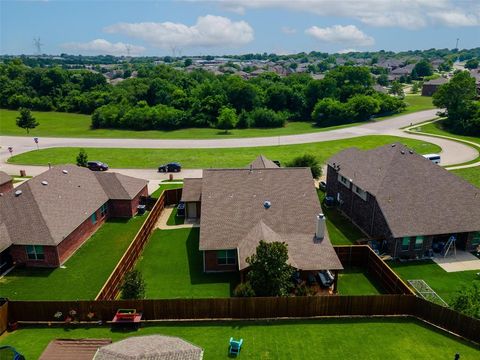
{"left": 111, "top": 309, "right": 142, "bottom": 330}
{"left": 229, "top": 337, "right": 243, "bottom": 356}
{"left": 0, "top": 345, "right": 25, "bottom": 360}
{"left": 307, "top": 273, "right": 316, "bottom": 286}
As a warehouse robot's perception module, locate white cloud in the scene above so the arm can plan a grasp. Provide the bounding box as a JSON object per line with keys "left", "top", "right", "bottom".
{"left": 281, "top": 26, "right": 297, "bottom": 35}
{"left": 104, "top": 15, "right": 254, "bottom": 49}
{"left": 209, "top": 0, "right": 480, "bottom": 29}
{"left": 338, "top": 48, "right": 360, "bottom": 54}
{"left": 306, "top": 25, "right": 374, "bottom": 46}
{"left": 61, "top": 39, "right": 145, "bottom": 55}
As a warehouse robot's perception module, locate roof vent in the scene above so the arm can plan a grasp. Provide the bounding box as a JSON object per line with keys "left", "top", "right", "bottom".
{"left": 41, "top": 180, "right": 48, "bottom": 186}
{"left": 401, "top": 150, "right": 405, "bottom": 154}
{"left": 14, "top": 190, "right": 22, "bottom": 197}
{"left": 263, "top": 200, "right": 271, "bottom": 209}
{"left": 409, "top": 150, "right": 414, "bottom": 154}
{"left": 391, "top": 144, "right": 396, "bottom": 147}
{"left": 62, "top": 169, "right": 68, "bottom": 174}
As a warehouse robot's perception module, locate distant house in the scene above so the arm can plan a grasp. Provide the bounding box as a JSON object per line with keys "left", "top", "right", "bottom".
{"left": 326, "top": 144, "right": 480, "bottom": 259}
{"left": 469, "top": 69, "right": 480, "bottom": 93}
{"left": 0, "top": 171, "right": 13, "bottom": 194}
{"left": 181, "top": 155, "right": 343, "bottom": 286}
{"left": 389, "top": 64, "right": 415, "bottom": 80}
{"left": 0, "top": 165, "right": 148, "bottom": 269}
{"left": 421, "top": 77, "right": 449, "bottom": 96}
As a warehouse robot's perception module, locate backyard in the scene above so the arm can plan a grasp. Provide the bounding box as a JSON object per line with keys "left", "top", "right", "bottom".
{"left": 0, "top": 318, "right": 478, "bottom": 359}
{"left": 0, "top": 96, "right": 433, "bottom": 139}
{"left": 7, "top": 135, "right": 440, "bottom": 169}
{"left": 0, "top": 215, "right": 147, "bottom": 300}
{"left": 453, "top": 167, "right": 480, "bottom": 188}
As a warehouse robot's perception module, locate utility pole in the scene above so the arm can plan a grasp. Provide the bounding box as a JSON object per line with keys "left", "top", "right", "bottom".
{"left": 455, "top": 38, "right": 459, "bottom": 50}
{"left": 33, "top": 37, "right": 44, "bottom": 55}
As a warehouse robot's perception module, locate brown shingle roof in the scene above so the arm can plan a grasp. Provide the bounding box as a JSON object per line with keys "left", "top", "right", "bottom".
{"left": 0, "top": 165, "right": 147, "bottom": 246}
{"left": 181, "top": 178, "right": 202, "bottom": 202}
{"left": 247, "top": 155, "right": 279, "bottom": 169}
{"left": 95, "top": 172, "right": 147, "bottom": 200}
{"left": 328, "top": 143, "right": 480, "bottom": 238}
{"left": 0, "top": 171, "right": 12, "bottom": 186}
{"left": 196, "top": 166, "right": 343, "bottom": 270}
{"left": 39, "top": 339, "right": 112, "bottom": 360}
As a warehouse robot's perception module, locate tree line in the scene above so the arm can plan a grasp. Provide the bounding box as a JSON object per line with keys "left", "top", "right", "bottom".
{"left": 1, "top": 60, "right": 406, "bottom": 131}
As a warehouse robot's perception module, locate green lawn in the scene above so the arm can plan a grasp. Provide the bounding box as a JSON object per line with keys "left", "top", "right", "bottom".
{"left": 167, "top": 206, "right": 185, "bottom": 226}
{"left": 0, "top": 216, "right": 147, "bottom": 300}
{"left": 150, "top": 183, "right": 183, "bottom": 199}
{"left": 318, "top": 190, "right": 365, "bottom": 245}
{"left": 388, "top": 260, "right": 480, "bottom": 304}
{"left": 414, "top": 120, "right": 480, "bottom": 146}
{"left": 401, "top": 95, "right": 435, "bottom": 114}
{"left": 337, "top": 267, "right": 384, "bottom": 295}
{"left": 1, "top": 318, "right": 478, "bottom": 359}
{"left": 8, "top": 136, "right": 440, "bottom": 169}
{"left": 136, "top": 228, "right": 239, "bottom": 298}
{"left": 452, "top": 166, "right": 480, "bottom": 188}
{"left": 0, "top": 98, "right": 435, "bottom": 139}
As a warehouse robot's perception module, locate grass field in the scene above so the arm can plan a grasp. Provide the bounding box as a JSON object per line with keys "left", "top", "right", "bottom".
{"left": 0, "top": 215, "right": 147, "bottom": 300}
{"left": 414, "top": 120, "right": 480, "bottom": 146}
{"left": 452, "top": 166, "right": 480, "bottom": 188}
{"left": 136, "top": 228, "right": 239, "bottom": 298}
{"left": 0, "top": 96, "right": 434, "bottom": 140}
{"left": 1, "top": 318, "right": 478, "bottom": 359}
{"left": 388, "top": 260, "right": 480, "bottom": 304}
{"left": 337, "top": 267, "right": 384, "bottom": 295}
{"left": 150, "top": 182, "right": 183, "bottom": 199}
{"left": 167, "top": 206, "right": 185, "bottom": 225}
{"left": 8, "top": 136, "right": 440, "bottom": 169}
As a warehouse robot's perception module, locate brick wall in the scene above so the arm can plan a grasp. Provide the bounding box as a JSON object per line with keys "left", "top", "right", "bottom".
{"left": 10, "top": 245, "right": 59, "bottom": 267}
{"left": 110, "top": 186, "right": 148, "bottom": 218}
{"left": 0, "top": 180, "right": 13, "bottom": 194}
{"left": 204, "top": 250, "right": 238, "bottom": 272}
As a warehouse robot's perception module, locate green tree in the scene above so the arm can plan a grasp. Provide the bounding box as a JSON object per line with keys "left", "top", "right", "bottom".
{"left": 287, "top": 154, "right": 322, "bottom": 179}
{"left": 312, "top": 98, "right": 351, "bottom": 127}
{"left": 76, "top": 148, "right": 88, "bottom": 167}
{"left": 347, "top": 95, "right": 381, "bottom": 122}
{"left": 216, "top": 107, "right": 238, "bottom": 133}
{"left": 16, "top": 107, "right": 38, "bottom": 133}
{"left": 411, "top": 81, "right": 421, "bottom": 94}
{"left": 120, "top": 270, "right": 146, "bottom": 299}
{"left": 451, "top": 282, "right": 480, "bottom": 319}
{"left": 438, "top": 60, "right": 453, "bottom": 72}
{"left": 412, "top": 60, "right": 433, "bottom": 78}
{"left": 389, "top": 81, "right": 405, "bottom": 98}
{"left": 246, "top": 241, "right": 294, "bottom": 297}
{"left": 465, "top": 58, "right": 479, "bottom": 70}
{"left": 184, "top": 58, "right": 193, "bottom": 67}
{"left": 377, "top": 74, "right": 389, "bottom": 86}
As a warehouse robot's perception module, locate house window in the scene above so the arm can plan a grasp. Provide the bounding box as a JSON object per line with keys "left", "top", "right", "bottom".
{"left": 401, "top": 237, "right": 410, "bottom": 251}
{"left": 338, "top": 174, "right": 351, "bottom": 189}
{"left": 100, "top": 203, "right": 108, "bottom": 217}
{"left": 414, "top": 236, "right": 424, "bottom": 250}
{"left": 91, "top": 212, "right": 97, "bottom": 224}
{"left": 353, "top": 185, "right": 367, "bottom": 201}
{"left": 472, "top": 232, "right": 480, "bottom": 246}
{"left": 26, "top": 245, "right": 45, "bottom": 260}
{"left": 217, "top": 250, "right": 236, "bottom": 265}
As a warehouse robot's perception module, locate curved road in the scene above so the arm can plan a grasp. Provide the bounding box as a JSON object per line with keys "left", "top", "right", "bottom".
{"left": 1, "top": 109, "right": 478, "bottom": 181}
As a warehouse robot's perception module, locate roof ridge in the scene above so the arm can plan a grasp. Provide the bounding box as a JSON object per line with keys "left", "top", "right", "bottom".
{"left": 22, "top": 182, "right": 55, "bottom": 244}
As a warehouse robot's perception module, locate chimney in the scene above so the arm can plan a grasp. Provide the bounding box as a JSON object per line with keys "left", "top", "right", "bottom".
{"left": 315, "top": 213, "right": 326, "bottom": 240}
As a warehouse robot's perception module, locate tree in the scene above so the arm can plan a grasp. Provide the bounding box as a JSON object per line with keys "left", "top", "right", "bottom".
{"left": 412, "top": 60, "right": 433, "bottom": 78}
{"left": 347, "top": 95, "right": 381, "bottom": 122}
{"left": 389, "top": 81, "right": 405, "bottom": 98}
{"left": 184, "top": 58, "right": 193, "bottom": 67}
{"left": 465, "top": 58, "right": 479, "bottom": 70}
{"left": 287, "top": 154, "right": 322, "bottom": 179}
{"left": 16, "top": 107, "right": 38, "bottom": 133}
{"left": 451, "top": 282, "right": 480, "bottom": 319}
{"left": 246, "top": 241, "right": 294, "bottom": 297}
{"left": 377, "top": 74, "right": 389, "bottom": 86}
{"left": 312, "top": 98, "right": 351, "bottom": 127}
{"left": 120, "top": 270, "right": 146, "bottom": 299}
{"left": 76, "top": 148, "right": 88, "bottom": 167}
{"left": 216, "top": 107, "right": 238, "bottom": 133}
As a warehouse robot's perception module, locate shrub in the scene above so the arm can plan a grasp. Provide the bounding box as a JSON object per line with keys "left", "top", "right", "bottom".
{"left": 287, "top": 154, "right": 322, "bottom": 179}
{"left": 76, "top": 148, "right": 88, "bottom": 167}
{"left": 248, "top": 108, "right": 286, "bottom": 128}
{"left": 234, "top": 282, "right": 255, "bottom": 297}
{"left": 120, "top": 270, "right": 146, "bottom": 300}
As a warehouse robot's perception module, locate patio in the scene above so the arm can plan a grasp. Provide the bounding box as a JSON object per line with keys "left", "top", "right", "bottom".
{"left": 433, "top": 250, "right": 480, "bottom": 272}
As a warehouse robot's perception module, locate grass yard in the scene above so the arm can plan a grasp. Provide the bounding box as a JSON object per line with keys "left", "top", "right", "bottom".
{"left": 388, "top": 260, "right": 480, "bottom": 304}
{"left": 337, "top": 267, "right": 384, "bottom": 295}
{"left": 167, "top": 206, "right": 185, "bottom": 226}
{"left": 0, "top": 98, "right": 435, "bottom": 140}
{"left": 1, "top": 318, "right": 478, "bottom": 359}
{"left": 452, "top": 166, "right": 480, "bottom": 188}
{"left": 414, "top": 120, "right": 480, "bottom": 146}
{"left": 0, "top": 216, "right": 147, "bottom": 300}
{"left": 8, "top": 135, "right": 440, "bottom": 169}
{"left": 136, "top": 228, "right": 239, "bottom": 298}
{"left": 150, "top": 182, "right": 183, "bottom": 199}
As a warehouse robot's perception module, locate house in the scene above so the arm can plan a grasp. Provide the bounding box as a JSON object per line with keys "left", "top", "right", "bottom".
{"left": 181, "top": 156, "right": 343, "bottom": 287}
{"left": 389, "top": 64, "right": 415, "bottom": 80}
{"left": 0, "top": 171, "right": 13, "bottom": 194}
{"left": 326, "top": 144, "right": 480, "bottom": 259}
{"left": 421, "top": 77, "right": 449, "bottom": 96}
{"left": 0, "top": 165, "right": 148, "bottom": 268}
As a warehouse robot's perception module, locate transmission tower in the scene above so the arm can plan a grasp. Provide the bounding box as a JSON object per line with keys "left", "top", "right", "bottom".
{"left": 455, "top": 38, "right": 460, "bottom": 50}
{"left": 125, "top": 44, "right": 131, "bottom": 57}
{"left": 33, "top": 37, "right": 44, "bottom": 55}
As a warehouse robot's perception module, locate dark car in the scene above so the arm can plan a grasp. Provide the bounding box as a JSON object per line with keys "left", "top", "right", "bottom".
{"left": 87, "top": 161, "right": 109, "bottom": 171}
{"left": 176, "top": 202, "right": 185, "bottom": 217}
{"left": 158, "top": 162, "right": 181, "bottom": 172}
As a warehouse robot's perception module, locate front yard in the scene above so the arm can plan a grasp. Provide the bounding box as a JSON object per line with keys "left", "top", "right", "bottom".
{"left": 1, "top": 318, "right": 478, "bottom": 359}
{"left": 0, "top": 215, "right": 147, "bottom": 300}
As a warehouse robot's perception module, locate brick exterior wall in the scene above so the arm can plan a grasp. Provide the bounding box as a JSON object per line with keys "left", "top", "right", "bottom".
{"left": 109, "top": 186, "right": 148, "bottom": 218}
{"left": 421, "top": 84, "right": 440, "bottom": 96}
{"left": 10, "top": 245, "right": 59, "bottom": 268}
{"left": 0, "top": 180, "right": 13, "bottom": 194}
{"left": 204, "top": 250, "right": 238, "bottom": 272}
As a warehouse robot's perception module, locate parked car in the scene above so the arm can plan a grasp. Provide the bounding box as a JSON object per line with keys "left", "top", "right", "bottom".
{"left": 319, "top": 181, "right": 327, "bottom": 191}
{"left": 87, "top": 161, "right": 109, "bottom": 171}
{"left": 177, "top": 202, "right": 185, "bottom": 217}
{"left": 158, "top": 162, "right": 182, "bottom": 172}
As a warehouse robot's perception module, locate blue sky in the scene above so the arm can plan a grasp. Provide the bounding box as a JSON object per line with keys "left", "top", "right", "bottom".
{"left": 1, "top": 0, "right": 479, "bottom": 56}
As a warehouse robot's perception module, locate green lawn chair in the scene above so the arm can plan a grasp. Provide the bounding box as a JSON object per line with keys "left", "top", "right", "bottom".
{"left": 229, "top": 337, "right": 243, "bottom": 356}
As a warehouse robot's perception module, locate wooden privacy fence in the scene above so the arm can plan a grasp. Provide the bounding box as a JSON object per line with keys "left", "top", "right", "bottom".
{"left": 0, "top": 301, "right": 7, "bottom": 335}
{"left": 96, "top": 188, "right": 182, "bottom": 300}
{"left": 334, "top": 245, "right": 414, "bottom": 295}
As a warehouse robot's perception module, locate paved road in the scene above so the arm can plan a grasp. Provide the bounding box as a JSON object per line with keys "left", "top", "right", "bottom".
{"left": 1, "top": 109, "right": 478, "bottom": 180}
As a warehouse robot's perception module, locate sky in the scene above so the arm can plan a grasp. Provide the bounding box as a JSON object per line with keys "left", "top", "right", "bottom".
{"left": 1, "top": 0, "right": 479, "bottom": 56}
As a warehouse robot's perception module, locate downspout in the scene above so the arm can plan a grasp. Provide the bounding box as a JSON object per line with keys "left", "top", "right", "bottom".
{"left": 203, "top": 251, "right": 206, "bottom": 273}
{"left": 370, "top": 198, "right": 376, "bottom": 237}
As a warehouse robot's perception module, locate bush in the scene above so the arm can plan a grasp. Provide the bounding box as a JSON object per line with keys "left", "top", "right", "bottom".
{"left": 248, "top": 108, "right": 286, "bottom": 128}
{"left": 312, "top": 98, "right": 351, "bottom": 127}
{"left": 234, "top": 282, "right": 255, "bottom": 297}
{"left": 76, "top": 148, "right": 88, "bottom": 167}
{"left": 120, "top": 270, "right": 146, "bottom": 300}
{"left": 287, "top": 154, "right": 322, "bottom": 179}
{"left": 346, "top": 95, "right": 380, "bottom": 122}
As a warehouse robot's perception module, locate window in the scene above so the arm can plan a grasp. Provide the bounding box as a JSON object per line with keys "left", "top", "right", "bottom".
{"left": 401, "top": 237, "right": 410, "bottom": 251}
{"left": 414, "top": 236, "right": 424, "bottom": 250}
{"left": 26, "top": 245, "right": 45, "bottom": 260}
{"left": 100, "top": 203, "right": 108, "bottom": 217}
{"left": 472, "top": 232, "right": 480, "bottom": 246}
{"left": 338, "top": 174, "right": 351, "bottom": 189}
{"left": 353, "top": 185, "right": 367, "bottom": 201}
{"left": 217, "top": 250, "right": 236, "bottom": 265}
{"left": 91, "top": 212, "right": 97, "bottom": 224}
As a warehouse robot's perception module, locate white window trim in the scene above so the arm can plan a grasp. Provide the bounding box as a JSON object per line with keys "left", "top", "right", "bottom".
{"left": 338, "top": 174, "right": 351, "bottom": 189}
{"left": 353, "top": 184, "right": 367, "bottom": 201}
